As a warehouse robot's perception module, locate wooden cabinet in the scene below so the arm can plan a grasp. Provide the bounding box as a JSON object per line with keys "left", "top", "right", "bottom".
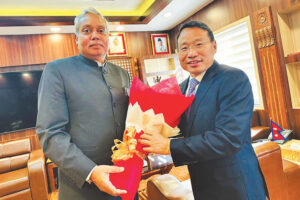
{"left": 140, "top": 54, "right": 189, "bottom": 86}
{"left": 108, "top": 56, "right": 140, "bottom": 83}
{"left": 278, "top": 10, "right": 300, "bottom": 109}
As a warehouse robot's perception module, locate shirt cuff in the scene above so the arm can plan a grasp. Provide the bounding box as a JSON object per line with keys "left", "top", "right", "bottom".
{"left": 86, "top": 166, "right": 97, "bottom": 184}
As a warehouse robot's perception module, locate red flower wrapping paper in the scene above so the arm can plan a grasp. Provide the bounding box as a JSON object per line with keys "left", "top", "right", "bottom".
{"left": 110, "top": 77, "right": 194, "bottom": 200}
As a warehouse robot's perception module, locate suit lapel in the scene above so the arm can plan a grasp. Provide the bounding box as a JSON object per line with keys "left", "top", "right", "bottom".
{"left": 180, "top": 78, "right": 189, "bottom": 95}
{"left": 179, "top": 78, "right": 189, "bottom": 135}
{"left": 185, "top": 61, "right": 219, "bottom": 136}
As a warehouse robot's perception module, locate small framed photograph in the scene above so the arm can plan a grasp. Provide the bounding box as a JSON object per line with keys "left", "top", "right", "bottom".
{"left": 151, "top": 33, "right": 171, "bottom": 55}
{"left": 108, "top": 32, "right": 128, "bottom": 56}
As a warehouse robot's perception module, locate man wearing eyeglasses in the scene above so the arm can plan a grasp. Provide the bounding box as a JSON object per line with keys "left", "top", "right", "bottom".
{"left": 36, "top": 7, "right": 133, "bottom": 200}
{"left": 140, "top": 21, "right": 269, "bottom": 199}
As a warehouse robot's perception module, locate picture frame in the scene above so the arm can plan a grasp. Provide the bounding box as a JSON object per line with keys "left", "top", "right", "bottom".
{"left": 151, "top": 33, "right": 171, "bottom": 55}
{"left": 108, "top": 32, "right": 128, "bottom": 56}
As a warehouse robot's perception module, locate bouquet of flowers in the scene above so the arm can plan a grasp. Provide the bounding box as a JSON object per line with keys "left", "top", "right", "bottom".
{"left": 110, "top": 76, "right": 194, "bottom": 200}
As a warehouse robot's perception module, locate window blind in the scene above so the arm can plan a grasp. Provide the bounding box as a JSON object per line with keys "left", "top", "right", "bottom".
{"left": 215, "top": 21, "right": 262, "bottom": 107}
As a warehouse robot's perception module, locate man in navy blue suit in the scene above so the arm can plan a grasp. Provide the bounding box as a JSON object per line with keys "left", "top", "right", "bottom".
{"left": 140, "top": 21, "right": 269, "bottom": 199}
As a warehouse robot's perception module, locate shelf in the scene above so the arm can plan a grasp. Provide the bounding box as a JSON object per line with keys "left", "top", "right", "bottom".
{"left": 285, "top": 52, "right": 300, "bottom": 64}
{"left": 278, "top": 10, "right": 300, "bottom": 109}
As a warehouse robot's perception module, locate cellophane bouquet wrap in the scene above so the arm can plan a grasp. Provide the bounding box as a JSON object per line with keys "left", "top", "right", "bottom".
{"left": 110, "top": 77, "right": 194, "bottom": 200}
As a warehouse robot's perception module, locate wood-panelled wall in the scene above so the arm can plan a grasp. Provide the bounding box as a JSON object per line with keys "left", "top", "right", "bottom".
{"left": 169, "top": 0, "right": 300, "bottom": 138}
{"left": 0, "top": 31, "right": 167, "bottom": 67}
{"left": 169, "top": 0, "right": 299, "bottom": 49}
{"left": 0, "top": 34, "right": 78, "bottom": 67}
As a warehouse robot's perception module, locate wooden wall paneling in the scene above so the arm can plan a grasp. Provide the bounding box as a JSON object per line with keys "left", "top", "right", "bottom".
{"left": 126, "top": 32, "right": 156, "bottom": 58}
{"left": 249, "top": 14, "right": 270, "bottom": 127}
{"left": 0, "top": 32, "right": 165, "bottom": 67}
{"left": 0, "top": 37, "right": 10, "bottom": 67}
{"left": 0, "top": 34, "right": 79, "bottom": 67}
{"left": 40, "top": 34, "right": 79, "bottom": 64}
{"left": 253, "top": 7, "right": 290, "bottom": 129}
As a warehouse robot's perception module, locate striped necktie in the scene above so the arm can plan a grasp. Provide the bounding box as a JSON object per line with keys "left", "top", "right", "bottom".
{"left": 186, "top": 78, "right": 199, "bottom": 119}
{"left": 187, "top": 78, "right": 199, "bottom": 97}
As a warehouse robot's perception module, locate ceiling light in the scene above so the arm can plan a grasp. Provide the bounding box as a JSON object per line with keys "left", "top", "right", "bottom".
{"left": 164, "top": 12, "right": 172, "bottom": 18}
{"left": 50, "top": 27, "right": 61, "bottom": 33}
{"left": 22, "top": 73, "right": 30, "bottom": 77}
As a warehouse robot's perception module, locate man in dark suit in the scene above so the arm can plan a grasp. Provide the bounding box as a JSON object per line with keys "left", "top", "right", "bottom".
{"left": 36, "top": 7, "right": 131, "bottom": 200}
{"left": 140, "top": 21, "right": 269, "bottom": 199}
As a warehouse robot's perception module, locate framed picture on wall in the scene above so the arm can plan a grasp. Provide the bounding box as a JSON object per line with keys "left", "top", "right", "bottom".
{"left": 151, "top": 33, "right": 171, "bottom": 55}
{"left": 108, "top": 32, "right": 128, "bottom": 56}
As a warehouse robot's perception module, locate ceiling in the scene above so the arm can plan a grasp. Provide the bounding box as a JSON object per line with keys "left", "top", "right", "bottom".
{"left": 0, "top": 0, "right": 213, "bottom": 35}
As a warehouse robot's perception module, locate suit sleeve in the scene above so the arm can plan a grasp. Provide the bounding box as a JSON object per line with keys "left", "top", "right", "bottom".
{"left": 170, "top": 70, "right": 254, "bottom": 166}
{"left": 36, "top": 63, "right": 96, "bottom": 188}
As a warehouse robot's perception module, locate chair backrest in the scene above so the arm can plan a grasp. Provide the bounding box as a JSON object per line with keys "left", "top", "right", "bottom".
{"left": 0, "top": 138, "right": 31, "bottom": 174}
{"left": 251, "top": 126, "right": 270, "bottom": 141}
{"left": 147, "top": 154, "right": 173, "bottom": 171}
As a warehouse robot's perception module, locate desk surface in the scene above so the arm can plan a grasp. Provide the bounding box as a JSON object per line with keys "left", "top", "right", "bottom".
{"left": 280, "top": 139, "right": 300, "bottom": 165}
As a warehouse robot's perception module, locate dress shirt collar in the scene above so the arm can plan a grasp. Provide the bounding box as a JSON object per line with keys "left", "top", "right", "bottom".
{"left": 185, "top": 71, "right": 206, "bottom": 96}
{"left": 96, "top": 61, "right": 106, "bottom": 68}
{"left": 189, "top": 71, "right": 206, "bottom": 83}
{"left": 78, "top": 54, "right": 107, "bottom": 71}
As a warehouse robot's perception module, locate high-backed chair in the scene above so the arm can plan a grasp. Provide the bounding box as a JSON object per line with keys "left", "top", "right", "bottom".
{"left": 0, "top": 138, "right": 49, "bottom": 200}
{"left": 147, "top": 141, "right": 300, "bottom": 200}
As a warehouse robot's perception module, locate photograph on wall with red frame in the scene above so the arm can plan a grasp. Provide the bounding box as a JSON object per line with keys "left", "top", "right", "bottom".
{"left": 108, "top": 32, "right": 128, "bottom": 56}
{"left": 151, "top": 33, "right": 171, "bottom": 55}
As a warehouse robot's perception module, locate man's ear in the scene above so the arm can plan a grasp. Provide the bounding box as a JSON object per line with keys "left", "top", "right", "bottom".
{"left": 213, "top": 40, "right": 217, "bottom": 53}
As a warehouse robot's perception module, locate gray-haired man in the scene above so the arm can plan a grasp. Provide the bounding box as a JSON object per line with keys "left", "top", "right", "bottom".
{"left": 36, "top": 7, "right": 132, "bottom": 200}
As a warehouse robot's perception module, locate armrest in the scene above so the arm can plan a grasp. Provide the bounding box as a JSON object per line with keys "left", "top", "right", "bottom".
{"left": 147, "top": 174, "right": 194, "bottom": 200}
{"left": 283, "top": 159, "right": 300, "bottom": 200}
{"left": 253, "top": 141, "right": 289, "bottom": 199}
{"left": 28, "top": 149, "right": 49, "bottom": 200}
{"left": 251, "top": 126, "right": 270, "bottom": 141}
{"left": 253, "top": 141, "right": 280, "bottom": 158}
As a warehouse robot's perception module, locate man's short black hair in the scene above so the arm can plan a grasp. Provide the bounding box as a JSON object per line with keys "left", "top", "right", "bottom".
{"left": 176, "top": 21, "right": 215, "bottom": 47}
{"left": 158, "top": 38, "right": 162, "bottom": 42}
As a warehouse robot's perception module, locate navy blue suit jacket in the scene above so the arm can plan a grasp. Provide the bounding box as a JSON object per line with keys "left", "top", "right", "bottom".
{"left": 170, "top": 61, "right": 267, "bottom": 200}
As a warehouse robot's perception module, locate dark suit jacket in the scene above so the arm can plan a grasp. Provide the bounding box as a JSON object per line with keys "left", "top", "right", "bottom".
{"left": 36, "top": 55, "right": 130, "bottom": 200}
{"left": 170, "top": 61, "right": 268, "bottom": 200}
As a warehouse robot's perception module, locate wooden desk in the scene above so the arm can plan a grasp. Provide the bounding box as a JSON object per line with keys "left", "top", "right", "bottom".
{"left": 281, "top": 139, "right": 300, "bottom": 165}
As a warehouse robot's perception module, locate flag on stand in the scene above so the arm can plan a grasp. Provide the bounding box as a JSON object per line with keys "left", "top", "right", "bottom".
{"left": 270, "top": 120, "right": 287, "bottom": 141}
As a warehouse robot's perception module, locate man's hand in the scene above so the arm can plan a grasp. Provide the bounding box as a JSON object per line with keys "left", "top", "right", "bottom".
{"left": 139, "top": 132, "right": 171, "bottom": 155}
{"left": 90, "top": 165, "right": 127, "bottom": 196}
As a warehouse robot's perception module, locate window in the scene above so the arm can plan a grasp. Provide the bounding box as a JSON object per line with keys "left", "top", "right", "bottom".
{"left": 214, "top": 17, "right": 263, "bottom": 108}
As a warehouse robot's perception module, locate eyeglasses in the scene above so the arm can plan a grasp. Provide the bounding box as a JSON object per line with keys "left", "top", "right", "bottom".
{"left": 80, "top": 27, "right": 108, "bottom": 36}
{"left": 178, "top": 41, "right": 211, "bottom": 55}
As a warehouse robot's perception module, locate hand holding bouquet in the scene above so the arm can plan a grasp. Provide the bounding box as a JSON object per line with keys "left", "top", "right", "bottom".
{"left": 110, "top": 77, "right": 194, "bottom": 200}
